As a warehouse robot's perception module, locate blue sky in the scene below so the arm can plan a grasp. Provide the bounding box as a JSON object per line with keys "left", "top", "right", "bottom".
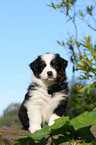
{"left": 0, "top": 0, "right": 95, "bottom": 116}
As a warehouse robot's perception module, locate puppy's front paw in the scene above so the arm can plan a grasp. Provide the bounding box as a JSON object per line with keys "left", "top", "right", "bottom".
{"left": 48, "top": 114, "right": 60, "bottom": 126}
{"left": 48, "top": 120, "right": 55, "bottom": 126}
{"left": 29, "top": 126, "right": 41, "bottom": 134}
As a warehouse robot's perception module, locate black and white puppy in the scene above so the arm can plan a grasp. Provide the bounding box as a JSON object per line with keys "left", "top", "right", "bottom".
{"left": 18, "top": 53, "right": 69, "bottom": 133}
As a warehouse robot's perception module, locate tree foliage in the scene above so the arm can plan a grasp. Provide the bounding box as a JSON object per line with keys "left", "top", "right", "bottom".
{"left": 67, "top": 79, "right": 96, "bottom": 118}
{"left": 49, "top": 0, "right": 96, "bottom": 93}
{"left": 0, "top": 103, "right": 20, "bottom": 127}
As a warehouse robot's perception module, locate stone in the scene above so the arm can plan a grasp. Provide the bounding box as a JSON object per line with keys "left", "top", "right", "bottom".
{"left": 0, "top": 126, "right": 29, "bottom": 145}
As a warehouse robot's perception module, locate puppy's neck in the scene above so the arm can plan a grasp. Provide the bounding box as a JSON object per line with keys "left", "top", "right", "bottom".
{"left": 32, "top": 74, "right": 56, "bottom": 88}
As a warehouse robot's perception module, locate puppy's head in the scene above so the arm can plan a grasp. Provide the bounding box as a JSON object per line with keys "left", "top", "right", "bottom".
{"left": 29, "top": 53, "right": 68, "bottom": 82}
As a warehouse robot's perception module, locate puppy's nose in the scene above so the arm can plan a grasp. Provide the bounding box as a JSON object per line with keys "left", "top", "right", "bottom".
{"left": 47, "top": 71, "right": 52, "bottom": 77}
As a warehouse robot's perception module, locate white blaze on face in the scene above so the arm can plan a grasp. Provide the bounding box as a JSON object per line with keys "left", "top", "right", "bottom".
{"left": 40, "top": 53, "right": 57, "bottom": 80}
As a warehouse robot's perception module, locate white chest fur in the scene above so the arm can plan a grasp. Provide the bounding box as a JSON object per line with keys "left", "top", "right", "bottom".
{"left": 25, "top": 86, "right": 65, "bottom": 124}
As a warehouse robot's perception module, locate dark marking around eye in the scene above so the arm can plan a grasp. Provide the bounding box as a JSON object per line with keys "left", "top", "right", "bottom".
{"left": 42, "top": 61, "right": 46, "bottom": 66}
{"left": 51, "top": 60, "right": 56, "bottom": 65}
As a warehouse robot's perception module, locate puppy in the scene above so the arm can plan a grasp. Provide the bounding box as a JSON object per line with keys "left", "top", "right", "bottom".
{"left": 18, "top": 53, "right": 69, "bottom": 133}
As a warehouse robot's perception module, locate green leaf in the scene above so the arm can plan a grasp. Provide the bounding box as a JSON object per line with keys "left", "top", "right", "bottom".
{"left": 87, "top": 6, "right": 93, "bottom": 16}
{"left": 35, "top": 137, "right": 50, "bottom": 145}
{"left": 62, "top": 41, "right": 65, "bottom": 46}
{"left": 93, "top": 108, "right": 96, "bottom": 111}
{"left": 79, "top": 10, "right": 84, "bottom": 17}
{"left": 70, "top": 111, "right": 96, "bottom": 131}
{"left": 51, "top": 2, "right": 56, "bottom": 9}
{"left": 50, "top": 116, "right": 70, "bottom": 130}
{"left": 46, "top": 4, "right": 52, "bottom": 8}
{"left": 79, "top": 60, "right": 85, "bottom": 66}
{"left": 14, "top": 137, "right": 34, "bottom": 145}
{"left": 78, "top": 84, "right": 89, "bottom": 92}
{"left": 76, "top": 127, "right": 96, "bottom": 142}
{"left": 71, "top": 112, "right": 96, "bottom": 142}
{"left": 67, "top": 17, "right": 72, "bottom": 22}
{"left": 68, "top": 3, "right": 71, "bottom": 10}
{"left": 56, "top": 4, "right": 61, "bottom": 8}
{"left": 50, "top": 116, "right": 71, "bottom": 136}
{"left": 87, "top": 84, "right": 92, "bottom": 94}
{"left": 57, "top": 41, "right": 61, "bottom": 45}
{"left": 28, "top": 125, "right": 51, "bottom": 141}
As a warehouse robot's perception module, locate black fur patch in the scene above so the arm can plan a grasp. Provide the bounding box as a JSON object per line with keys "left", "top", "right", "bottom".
{"left": 51, "top": 54, "right": 68, "bottom": 73}
{"left": 29, "top": 56, "right": 46, "bottom": 78}
{"left": 18, "top": 103, "right": 29, "bottom": 130}
{"left": 54, "top": 98, "right": 68, "bottom": 116}
{"left": 18, "top": 83, "right": 39, "bottom": 130}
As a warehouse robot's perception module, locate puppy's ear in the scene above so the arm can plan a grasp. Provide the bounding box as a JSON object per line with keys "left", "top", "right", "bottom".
{"left": 60, "top": 57, "right": 68, "bottom": 68}
{"left": 56, "top": 54, "right": 68, "bottom": 68}
{"left": 29, "top": 56, "right": 41, "bottom": 77}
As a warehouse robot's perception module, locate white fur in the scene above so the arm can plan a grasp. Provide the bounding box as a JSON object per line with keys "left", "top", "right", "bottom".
{"left": 25, "top": 74, "right": 67, "bottom": 133}
{"left": 40, "top": 53, "right": 57, "bottom": 80}
{"left": 48, "top": 114, "right": 60, "bottom": 126}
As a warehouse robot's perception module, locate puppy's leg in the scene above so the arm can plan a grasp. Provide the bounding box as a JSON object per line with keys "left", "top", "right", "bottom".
{"left": 48, "top": 113, "right": 60, "bottom": 126}
{"left": 27, "top": 106, "right": 42, "bottom": 133}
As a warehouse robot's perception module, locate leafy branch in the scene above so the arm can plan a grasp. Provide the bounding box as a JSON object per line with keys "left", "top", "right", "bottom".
{"left": 49, "top": 0, "right": 96, "bottom": 92}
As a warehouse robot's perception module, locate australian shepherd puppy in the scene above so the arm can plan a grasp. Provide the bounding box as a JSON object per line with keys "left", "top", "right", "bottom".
{"left": 18, "top": 53, "right": 69, "bottom": 133}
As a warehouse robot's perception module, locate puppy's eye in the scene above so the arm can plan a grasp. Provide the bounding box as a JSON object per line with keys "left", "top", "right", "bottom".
{"left": 51, "top": 60, "right": 56, "bottom": 65}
